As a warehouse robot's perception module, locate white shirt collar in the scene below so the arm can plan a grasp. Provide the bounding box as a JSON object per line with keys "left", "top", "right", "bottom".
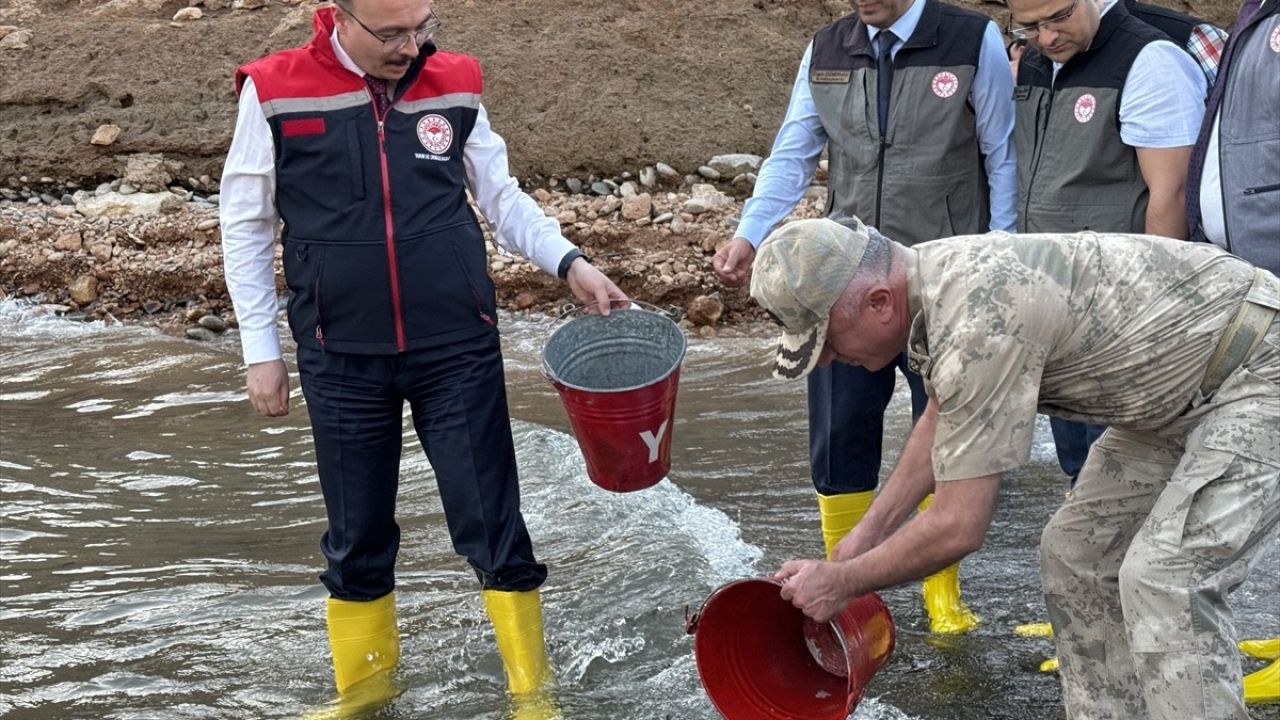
{"left": 330, "top": 26, "right": 366, "bottom": 76}
{"left": 868, "top": 0, "right": 925, "bottom": 47}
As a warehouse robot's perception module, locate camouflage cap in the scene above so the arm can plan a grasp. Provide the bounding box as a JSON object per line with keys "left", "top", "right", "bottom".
{"left": 749, "top": 217, "right": 870, "bottom": 380}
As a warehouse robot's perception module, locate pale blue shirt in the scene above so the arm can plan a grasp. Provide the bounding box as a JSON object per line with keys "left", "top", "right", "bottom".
{"left": 1052, "top": 0, "right": 1206, "bottom": 148}
{"left": 737, "top": 0, "right": 1018, "bottom": 246}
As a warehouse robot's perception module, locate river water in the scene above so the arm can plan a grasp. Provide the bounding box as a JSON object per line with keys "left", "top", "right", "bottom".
{"left": 1, "top": 300, "right": 1276, "bottom": 720}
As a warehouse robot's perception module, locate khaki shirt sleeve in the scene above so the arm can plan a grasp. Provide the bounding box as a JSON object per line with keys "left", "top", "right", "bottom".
{"left": 929, "top": 333, "right": 1046, "bottom": 482}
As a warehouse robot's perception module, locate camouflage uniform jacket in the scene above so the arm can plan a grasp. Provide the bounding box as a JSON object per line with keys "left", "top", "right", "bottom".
{"left": 903, "top": 231, "right": 1274, "bottom": 481}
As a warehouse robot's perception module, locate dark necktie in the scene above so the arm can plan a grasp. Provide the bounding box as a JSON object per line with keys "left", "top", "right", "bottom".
{"left": 1185, "top": 0, "right": 1264, "bottom": 240}
{"left": 365, "top": 76, "right": 391, "bottom": 117}
{"left": 877, "top": 30, "right": 898, "bottom": 135}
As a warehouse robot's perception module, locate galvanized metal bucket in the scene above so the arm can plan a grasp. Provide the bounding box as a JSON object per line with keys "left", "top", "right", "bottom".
{"left": 542, "top": 301, "right": 687, "bottom": 492}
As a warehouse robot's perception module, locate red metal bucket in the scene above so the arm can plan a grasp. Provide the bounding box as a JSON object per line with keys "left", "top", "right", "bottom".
{"left": 542, "top": 304, "right": 687, "bottom": 492}
{"left": 686, "top": 577, "right": 895, "bottom": 719}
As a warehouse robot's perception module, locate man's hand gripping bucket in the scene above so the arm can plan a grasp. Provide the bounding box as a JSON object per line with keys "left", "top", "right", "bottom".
{"left": 541, "top": 300, "right": 687, "bottom": 492}
{"left": 686, "top": 577, "right": 895, "bottom": 719}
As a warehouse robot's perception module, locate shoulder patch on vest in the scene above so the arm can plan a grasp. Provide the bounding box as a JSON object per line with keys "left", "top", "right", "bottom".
{"left": 1270, "top": 24, "right": 1280, "bottom": 53}
{"left": 1014, "top": 86, "right": 1031, "bottom": 101}
{"left": 811, "top": 69, "right": 852, "bottom": 83}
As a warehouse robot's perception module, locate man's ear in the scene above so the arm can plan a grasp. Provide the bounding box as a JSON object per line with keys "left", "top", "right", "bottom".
{"left": 866, "top": 285, "right": 893, "bottom": 318}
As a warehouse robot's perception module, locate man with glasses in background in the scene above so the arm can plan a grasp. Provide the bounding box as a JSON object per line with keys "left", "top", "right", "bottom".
{"left": 712, "top": 0, "right": 1017, "bottom": 636}
{"left": 220, "top": 0, "right": 622, "bottom": 714}
{"left": 1008, "top": 0, "right": 1206, "bottom": 499}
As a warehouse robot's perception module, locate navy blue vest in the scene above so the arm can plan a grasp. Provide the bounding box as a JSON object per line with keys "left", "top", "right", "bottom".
{"left": 238, "top": 8, "right": 493, "bottom": 354}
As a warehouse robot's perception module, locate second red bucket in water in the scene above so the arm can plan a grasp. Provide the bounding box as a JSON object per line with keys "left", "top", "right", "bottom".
{"left": 687, "top": 577, "right": 895, "bottom": 719}
{"left": 542, "top": 303, "right": 687, "bottom": 492}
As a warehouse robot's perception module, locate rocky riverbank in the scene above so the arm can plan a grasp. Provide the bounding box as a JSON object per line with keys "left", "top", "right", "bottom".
{"left": 0, "top": 152, "right": 830, "bottom": 342}
{"left": 3, "top": 0, "right": 1236, "bottom": 344}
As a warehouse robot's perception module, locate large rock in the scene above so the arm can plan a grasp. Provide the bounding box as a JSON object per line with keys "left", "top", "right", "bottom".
{"left": 76, "top": 191, "right": 184, "bottom": 217}
{"left": 621, "top": 193, "right": 652, "bottom": 221}
{"left": 88, "top": 241, "right": 115, "bottom": 262}
{"left": 708, "top": 154, "right": 763, "bottom": 177}
{"left": 687, "top": 183, "right": 732, "bottom": 211}
{"left": 69, "top": 275, "right": 99, "bottom": 305}
{"left": 122, "top": 153, "right": 180, "bottom": 193}
{"left": 53, "top": 232, "right": 83, "bottom": 252}
{"left": 686, "top": 294, "right": 724, "bottom": 327}
{"left": 0, "top": 27, "right": 32, "bottom": 50}
{"left": 90, "top": 125, "right": 122, "bottom": 146}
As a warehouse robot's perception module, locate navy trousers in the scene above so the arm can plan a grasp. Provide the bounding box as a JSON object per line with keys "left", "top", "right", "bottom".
{"left": 1048, "top": 417, "right": 1106, "bottom": 485}
{"left": 807, "top": 352, "right": 929, "bottom": 495}
{"left": 297, "top": 332, "right": 546, "bottom": 601}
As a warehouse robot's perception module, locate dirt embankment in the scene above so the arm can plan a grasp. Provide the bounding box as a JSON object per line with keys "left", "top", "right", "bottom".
{"left": 0, "top": 0, "right": 1240, "bottom": 337}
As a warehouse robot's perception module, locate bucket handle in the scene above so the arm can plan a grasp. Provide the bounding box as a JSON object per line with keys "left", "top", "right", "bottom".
{"left": 684, "top": 604, "right": 701, "bottom": 635}
{"left": 553, "top": 298, "right": 680, "bottom": 323}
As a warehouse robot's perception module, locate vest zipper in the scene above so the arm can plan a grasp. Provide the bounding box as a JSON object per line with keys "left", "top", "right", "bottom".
{"left": 875, "top": 140, "right": 887, "bottom": 229}
{"left": 374, "top": 107, "right": 407, "bottom": 352}
{"left": 314, "top": 253, "right": 326, "bottom": 349}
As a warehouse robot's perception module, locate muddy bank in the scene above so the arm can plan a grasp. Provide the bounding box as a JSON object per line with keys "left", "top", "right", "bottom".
{"left": 0, "top": 0, "right": 1238, "bottom": 185}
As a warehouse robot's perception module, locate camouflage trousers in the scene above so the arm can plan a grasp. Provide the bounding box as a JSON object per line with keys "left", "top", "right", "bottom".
{"left": 1040, "top": 322, "right": 1280, "bottom": 720}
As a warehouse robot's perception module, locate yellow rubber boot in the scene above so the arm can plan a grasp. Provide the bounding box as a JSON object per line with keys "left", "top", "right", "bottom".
{"left": 298, "top": 593, "right": 402, "bottom": 719}
{"left": 918, "top": 494, "right": 981, "bottom": 634}
{"left": 300, "top": 671, "right": 401, "bottom": 720}
{"left": 1014, "top": 622, "right": 1054, "bottom": 638}
{"left": 817, "top": 490, "right": 875, "bottom": 559}
{"left": 326, "top": 593, "right": 400, "bottom": 694}
{"left": 484, "top": 589, "right": 561, "bottom": 720}
{"left": 1241, "top": 638, "right": 1280, "bottom": 704}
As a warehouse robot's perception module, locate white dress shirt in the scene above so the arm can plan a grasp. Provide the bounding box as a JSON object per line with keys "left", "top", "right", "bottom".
{"left": 737, "top": 0, "right": 1019, "bottom": 246}
{"left": 220, "top": 28, "right": 575, "bottom": 365}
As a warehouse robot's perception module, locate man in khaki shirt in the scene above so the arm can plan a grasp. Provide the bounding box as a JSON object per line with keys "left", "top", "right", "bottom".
{"left": 751, "top": 217, "right": 1279, "bottom": 719}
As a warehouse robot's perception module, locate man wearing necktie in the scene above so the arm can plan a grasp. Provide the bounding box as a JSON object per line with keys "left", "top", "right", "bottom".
{"left": 713, "top": 0, "right": 1018, "bottom": 635}
{"left": 220, "top": 0, "right": 623, "bottom": 715}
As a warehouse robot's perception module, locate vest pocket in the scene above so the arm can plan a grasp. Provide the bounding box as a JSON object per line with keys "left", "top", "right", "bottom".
{"left": 1243, "top": 183, "right": 1280, "bottom": 196}
{"left": 277, "top": 120, "right": 366, "bottom": 211}
{"left": 395, "top": 221, "right": 497, "bottom": 343}
{"left": 282, "top": 241, "right": 327, "bottom": 344}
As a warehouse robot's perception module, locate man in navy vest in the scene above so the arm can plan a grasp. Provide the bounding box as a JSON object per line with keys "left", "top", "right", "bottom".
{"left": 711, "top": 0, "right": 1017, "bottom": 637}
{"left": 220, "top": 0, "right": 623, "bottom": 713}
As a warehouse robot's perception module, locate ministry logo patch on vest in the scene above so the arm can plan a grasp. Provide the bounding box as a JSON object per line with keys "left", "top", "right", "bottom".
{"left": 1270, "top": 25, "right": 1280, "bottom": 53}
{"left": 417, "top": 114, "right": 453, "bottom": 155}
{"left": 931, "top": 72, "right": 959, "bottom": 98}
{"left": 1074, "top": 94, "right": 1096, "bottom": 123}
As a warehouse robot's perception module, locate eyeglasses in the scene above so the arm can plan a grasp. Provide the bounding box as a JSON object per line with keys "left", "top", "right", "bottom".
{"left": 343, "top": 7, "right": 442, "bottom": 51}
{"left": 1007, "top": 0, "right": 1079, "bottom": 40}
